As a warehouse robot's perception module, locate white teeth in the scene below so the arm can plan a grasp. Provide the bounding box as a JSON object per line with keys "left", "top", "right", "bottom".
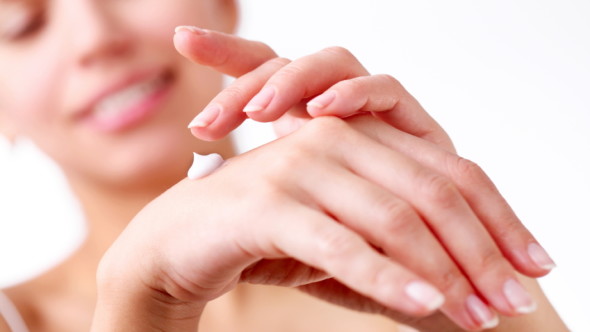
{"left": 93, "top": 75, "right": 165, "bottom": 120}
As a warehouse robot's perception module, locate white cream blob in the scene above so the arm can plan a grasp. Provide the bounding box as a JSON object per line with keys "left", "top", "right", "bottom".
{"left": 187, "top": 152, "right": 224, "bottom": 180}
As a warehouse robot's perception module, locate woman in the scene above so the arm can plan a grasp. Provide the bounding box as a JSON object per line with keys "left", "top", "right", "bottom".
{"left": 0, "top": 0, "right": 568, "bottom": 331}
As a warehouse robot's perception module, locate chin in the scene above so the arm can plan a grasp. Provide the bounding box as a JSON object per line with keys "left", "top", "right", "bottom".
{"left": 102, "top": 142, "right": 194, "bottom": 191}
{"left": 82, "top": 129, "right": 232, "bottom": 193}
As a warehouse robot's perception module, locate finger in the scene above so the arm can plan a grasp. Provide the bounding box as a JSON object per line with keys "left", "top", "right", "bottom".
{"left": 263, "top": 204, "right": 446, "bottom": 317}
{"left": 240, "top": 258, "right": 330, "bottom": 287}
{"left": 241, "top": 47, "right": 369, "bottom": 122}
{"left": 297, "top": 279, "right": 456, "bottom": 332}
{"left": 272, "top": 108, "right": 313, "bottom": 138}
{"left": 175, "top": 27, "right": 294, "bottom": 140}
{"left": 188, "top": 57, "right": 291, "bottom": 141}
{"left": 309, "top": 117, "right": 535, "bottom": 316}
{"left": 174, "top": 28, "right": 455, "bottom": 152}
{"left": 295, "top": 163, "right": 499, "bottom": 330}
{"left": 173, "top": 26, "right": 277, "bottom": 77}
{"left": 348, "top": 116, "right": 556, "bottom": 277}
{"left": 306, "top": 75, "right": 455, "bottom": 152}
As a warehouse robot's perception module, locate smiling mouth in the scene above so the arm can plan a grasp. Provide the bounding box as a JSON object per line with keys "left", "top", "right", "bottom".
{"left": 81, "top": 69, "right": 175, "bottom": 132}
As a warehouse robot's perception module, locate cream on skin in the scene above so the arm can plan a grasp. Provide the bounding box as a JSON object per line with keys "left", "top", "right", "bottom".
{"left": 187, "top": 152, "right": 224, "bottom": 180}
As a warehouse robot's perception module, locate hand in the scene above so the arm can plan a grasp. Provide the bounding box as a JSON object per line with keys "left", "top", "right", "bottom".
{"left": 173, "top": 26, "right": 455, "bottom": 152}
{"left": 171, "top": 27, "right": 555, "bottom": 328}
{"left": 94, "top": 115, "right": 552, "bottom": 331}
{"left": 173, "top": 25, "right": 555, "bottom": 309}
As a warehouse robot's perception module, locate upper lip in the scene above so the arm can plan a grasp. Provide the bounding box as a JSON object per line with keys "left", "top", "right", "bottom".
{"left": 74, "top": 68, "right": 170, "bottom": 119}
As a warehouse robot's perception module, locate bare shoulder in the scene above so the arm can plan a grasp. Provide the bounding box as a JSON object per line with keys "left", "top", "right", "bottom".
{"left": 2, "top": 283, "right": 38, "bottom": 330}
{"left": 0, "top": 261, "right": 76, "bottom": 332}
{"left": 1, "top": 265, "right": 98, "bottom": 332}
{"left": 0, "top": 313, "right": 11, "bottom": 332}
{"left": 0, "top": 284, "right": 36, "bottom": 332}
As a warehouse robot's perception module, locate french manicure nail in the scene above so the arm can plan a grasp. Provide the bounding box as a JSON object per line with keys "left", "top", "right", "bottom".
{"left": 188, "top": 105, "right": 220, "bottom": 128}
{"left": 528, "top": 243, "right": 556, "bottom": 270}
{"left": 307, "top": 91, "right": 336, "bottom": 110}
{"left": 243, "top": 87, "right": 275, "bottom": 113}
{"left": 175, "top": 25, "right": 208, "bottom": 35}
{"left": 503, "top": 279, "right": 537, "bottom": 314}
{"left": 466, "top": 295, "right": 499, "bottom": 329}
{"left": 405, "top": 281, "right": 445, "bottom": 311}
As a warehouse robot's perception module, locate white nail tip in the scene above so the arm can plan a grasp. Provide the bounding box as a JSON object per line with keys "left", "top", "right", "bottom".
{"left": 187, "top": 118, "right": 207, "bottom": 128}
{"left": 187, "top": 152, "right": 224, "bottom": 180}
{"left": 528, "top": 243, "right": 556, "bottom": 270}
{"left": 515, "top": 301, "right": 538, "bottom": 314}
{"left": 481, "top": 316, "right": 500, "bottom": 329}
{"left": 306, "top": 101, "right": 324, "bottom": 109}
{"left": 538, "top": 262, "right": 557, "bottom": 271}
{"left": 243, "top": 105, "right": 264, "bottom": 113}
{"left": 174, "top": 25, "right": 204, "bottom": 34}
{"left": 405, "top": 281, "right": 445, "bottom": 311}
{"left": 427, "top": 294, "right": 445, "bottom": 311}
{"left": 175, "top": 26, "right": 190, "bottom": 33}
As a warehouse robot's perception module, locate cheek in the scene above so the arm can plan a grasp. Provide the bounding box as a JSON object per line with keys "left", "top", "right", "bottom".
{"left": 119, "top": 0, "right": 227, "bottom": 41}
{"left": 0, "top": 44, "right": 65, "bottom": 136}
{"left": 116, "top": 0, "right": 227, "bottom": 116}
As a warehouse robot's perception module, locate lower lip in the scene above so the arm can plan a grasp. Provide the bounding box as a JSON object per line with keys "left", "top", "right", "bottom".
{"left": 81, "top": 75, "right": 173, "bottom": 133}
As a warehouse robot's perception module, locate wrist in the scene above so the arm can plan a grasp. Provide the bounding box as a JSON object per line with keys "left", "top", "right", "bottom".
{"left": 92, "top": 283, "right": 205, "bottom": 332}
{"left": 92, "top": 239, "right": 206, "bottom": 331}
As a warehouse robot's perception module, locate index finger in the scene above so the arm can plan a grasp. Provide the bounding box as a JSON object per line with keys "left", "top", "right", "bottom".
{"left": 173, "top": 26, "right": 277, "bottom": 77}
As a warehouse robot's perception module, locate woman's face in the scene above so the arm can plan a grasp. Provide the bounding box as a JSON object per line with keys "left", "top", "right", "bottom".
{"left": 0, "top": 0, "right": 237, "bottom": 188}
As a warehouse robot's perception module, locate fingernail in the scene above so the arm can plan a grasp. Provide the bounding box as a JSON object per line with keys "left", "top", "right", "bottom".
{"left": 188, "top": 105, "right": 220, "bottom": 128}
{"left": 405, "top": 281, "right": 445, "bottom": 311}
{"left": 243, "top": 87, "right": 275, "bottom": 113}
{"left": 503, "top": 279, "right": 537, "bottom": 314}
{"left": 528, "top": 243, "right": 556, "bottom": 270}
{"left": 307, "top": 91, "right": 336, "bottom": 110}
{"left": 466, "top": 295, "right": 499, "bottom": 329}
{"left": 175, "top": 25, "right": 208, "bottom": 35}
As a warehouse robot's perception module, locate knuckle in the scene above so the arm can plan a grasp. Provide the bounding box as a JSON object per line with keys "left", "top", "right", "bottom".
{"left": 338, "top": 77, "right": 364, "bottom": 93}
{"left": 449, "top": 156, "right": 489, "bottom": 186}
{"left": 377, "top": 199, "right": 419, "bottom": 236}
{"left": 368, "top": 266, "right": 394, "bottom": 290}
{"left": 256, "top": 181, "right": 288, "bottom": 203}
{"left": 219, "top": 85, "right": 247, "bottom": 101}
{"left": 300, "top": 116, "right": 350, "bottom": 143}
{"left": 375, "top": 75, "right": 402, "bottom": 107}
{"left": 420, "top": 172, "right": 460, "bottom": 209}
{"left": 266, "top": 149, "right": 309, "bottom": 178}
{"left": 321, "top": 46, "right": 356, "bottom": 61}
{"left": 476, "top": 247, "right": 507, "bottom": 272}
{"left": 253, "top": 40, "right": 278, "bottom": 57}
{"left": 379, "top": 73, "right": 402, "bottom": 88}
{"left": 315, "top": 228, "right": 356, "bottom": 262}
{"left": 436, "top": 267, "right": 465, "bottom": 294}
{"left": 264, "top": 57, "right": 291, "bottom": 69}
{"left": 273, "top": 63, "right": 306, "bottom": 83}
{"left": 494, "top": 216, "right": 525, "bottom": 241}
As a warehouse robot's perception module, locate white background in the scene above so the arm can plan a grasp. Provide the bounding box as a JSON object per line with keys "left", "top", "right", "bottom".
{"left": 1, "top": 0, "right": 589, "bottom": 330}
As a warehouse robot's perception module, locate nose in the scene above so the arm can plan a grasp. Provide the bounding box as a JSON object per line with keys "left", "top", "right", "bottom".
{"left": 64, "top": 1, "right": 133, "bottom": 67}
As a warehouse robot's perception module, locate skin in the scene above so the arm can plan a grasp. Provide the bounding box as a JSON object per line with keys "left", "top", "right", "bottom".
{"left": 0, "top": 0, "right": 567, "bottom": 331}
{"left": 0, "top": 0, "right": 235, "bottom": 330}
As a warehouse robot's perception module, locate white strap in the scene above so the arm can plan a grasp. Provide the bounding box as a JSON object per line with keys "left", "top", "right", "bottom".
{"left": 0, "top": 292, "right": 29, "bottom": 332}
